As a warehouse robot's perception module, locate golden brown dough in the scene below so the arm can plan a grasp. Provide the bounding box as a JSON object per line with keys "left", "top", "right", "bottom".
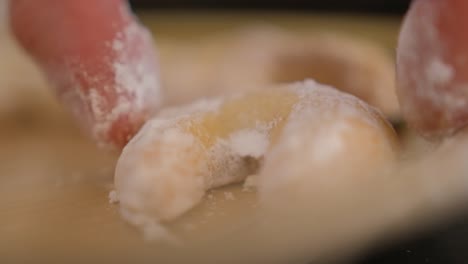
{"left": 113, "top": 80, "right": 397, "bottom": 239}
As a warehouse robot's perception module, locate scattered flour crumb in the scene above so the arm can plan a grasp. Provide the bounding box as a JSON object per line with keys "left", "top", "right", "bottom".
{"left": 88, "top": 89, "right": 106, "bottom": 119}
{"left": 142, "top": 222, "right": 180, "bottom": 245}
{"left": 208, "top": 200, "right": 218, "bottom": 210}
{"left": 426, "top": 58, "right": 454, "bottom": 86}
{"left": 108, "top": 190, "right": 119, "bottom": 204}
{"left": 112, "top": 39, "right": 124, "bottom": 52}
{"left": 243, "top": 174, "right": 258, "bottom": 191}
{"left": 228, "top": 129, "right": 269, "bottom": 158}
{"left": 120, "top": 208, "right": 180, "bottom": 244}
{"left": 224, "top": 191, "right": 236, "bottom": 201}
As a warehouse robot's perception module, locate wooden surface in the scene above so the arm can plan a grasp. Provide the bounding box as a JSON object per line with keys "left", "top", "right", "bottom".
{"left": 0, "top": 11, "right": 403, "bottom": 262}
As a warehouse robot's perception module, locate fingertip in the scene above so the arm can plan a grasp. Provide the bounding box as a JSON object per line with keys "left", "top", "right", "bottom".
{"left": 397, "top": 0, "right": 468, "bottom": 139}
{"left": 8, "top": 0, "right": 161, "bottom": 149}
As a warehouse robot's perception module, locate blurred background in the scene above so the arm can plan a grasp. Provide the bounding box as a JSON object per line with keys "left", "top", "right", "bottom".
{"left": 125, "top": 2, "right": 467, "bottom": 264}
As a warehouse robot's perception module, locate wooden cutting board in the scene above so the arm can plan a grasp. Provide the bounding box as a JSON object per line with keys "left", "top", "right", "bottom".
{"left": 0, "top": 11, "right": 403, "bottom": 262}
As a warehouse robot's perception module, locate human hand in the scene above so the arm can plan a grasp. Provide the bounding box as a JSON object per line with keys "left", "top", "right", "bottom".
{"left": 9, "top": 0, "right": 162, "bottom": 149}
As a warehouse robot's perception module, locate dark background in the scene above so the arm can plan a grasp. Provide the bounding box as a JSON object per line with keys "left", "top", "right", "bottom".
{"left": 130, "top": 0, "right": 411, "bottom": 14}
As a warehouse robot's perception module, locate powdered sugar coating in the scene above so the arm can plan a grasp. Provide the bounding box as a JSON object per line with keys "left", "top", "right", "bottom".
{"left": 114, "top": 80, "right": 397, "bottom": 239}
{"left": 258, "top": 81, "right": 397, "bottom": 207}
{"left": 115, "top": 118, "right": 207, "bottom": 223}
{"left": 228, "top": 129, "right": 269, "bottom": 158}
{"left": 288, "top": 80, "right": 394, "bottom": 133}
{"left": 91, "top": 21, "right": 161, "bottom": 148}
{"left": 114, "top": 93, "right": 271, "bottom": 227}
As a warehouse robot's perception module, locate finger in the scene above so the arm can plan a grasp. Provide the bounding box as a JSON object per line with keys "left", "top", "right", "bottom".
{"left": 397, "top": 0, "right": 468, "bottom": 140}
{"left": 10, "top": 0, "right": 162, "bottom": 149}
